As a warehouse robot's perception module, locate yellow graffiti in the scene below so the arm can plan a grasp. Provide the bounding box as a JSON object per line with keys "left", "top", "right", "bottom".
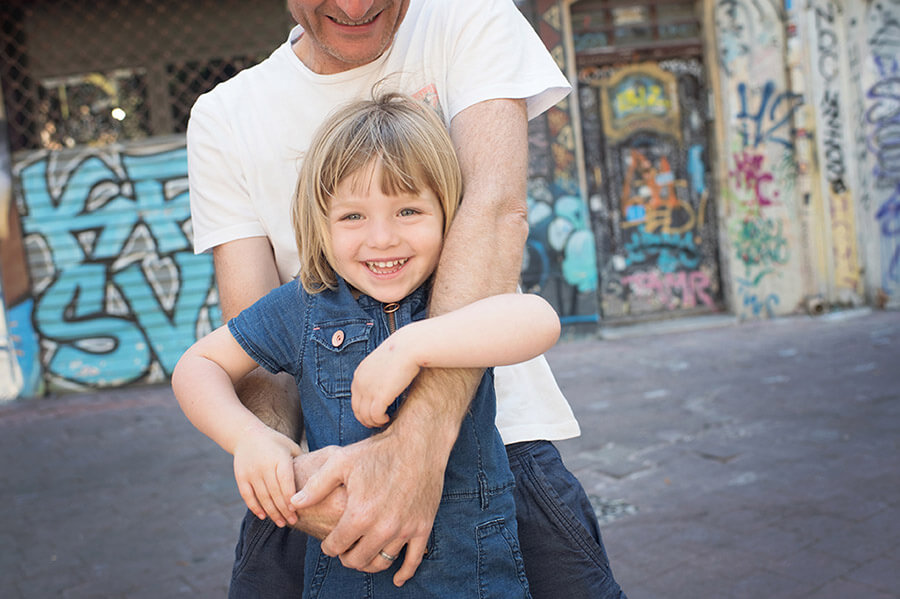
{"left": 598, "top": 63, "right": 682, "bottom": 143}
{"left": 615, "top": 83, "right": 671, "bottom": 117}
{"left": 543, "top": 4, "right": 562, "bottom": 30}
{"left": 556, "top": 123, "right": 575, "bottom": 152}
{"left": 830, "top": 190, "right": 862, "bottom": 293}
{"left": 552, "top": 142, "right": 576, "bottom": 176}
{"left": 642, "top": 203, "right": 697, "bottom": 235}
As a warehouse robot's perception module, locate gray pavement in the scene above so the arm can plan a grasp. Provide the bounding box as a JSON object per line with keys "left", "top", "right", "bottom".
{"left": 1, "top": 308, "right": 898, "bottom": 598}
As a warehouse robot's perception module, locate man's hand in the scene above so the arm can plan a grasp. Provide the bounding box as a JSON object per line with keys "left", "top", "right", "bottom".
{"left": 288, "top": 447, "right": 347, "bottom": 539}
{"left": 291, "top": 426, "right": 445, "bottom": 587}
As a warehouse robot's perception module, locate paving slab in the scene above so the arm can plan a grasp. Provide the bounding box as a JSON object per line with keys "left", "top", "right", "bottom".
{"left": 1, "top": 308, "right": 897, "bottom": 597}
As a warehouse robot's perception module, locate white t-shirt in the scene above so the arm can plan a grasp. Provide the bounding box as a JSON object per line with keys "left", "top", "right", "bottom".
{"left": 188, "top": 0, "right": 580, "bottom": 444}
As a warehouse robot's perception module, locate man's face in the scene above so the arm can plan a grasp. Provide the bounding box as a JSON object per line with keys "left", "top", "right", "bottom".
{"left": 289, "top": 0, "right": 410, "bottom": 74}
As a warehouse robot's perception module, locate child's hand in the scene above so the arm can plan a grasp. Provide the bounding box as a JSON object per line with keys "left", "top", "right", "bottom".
{"left": 232, "top": 426, "right": 302, "bottom": 527}
{"left": 351, "top": 333, "right": 420, "bottom": 428}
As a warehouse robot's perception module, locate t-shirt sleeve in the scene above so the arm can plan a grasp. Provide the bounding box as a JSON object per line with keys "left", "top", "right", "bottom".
{"left": 187, "top": 92, "right": 267, "bottom": 254}
{"left": 442, "top": 0, "right": 572, "bottom": 121}
{"left": 227, "top": 282, "right": 307, "bottom": 377}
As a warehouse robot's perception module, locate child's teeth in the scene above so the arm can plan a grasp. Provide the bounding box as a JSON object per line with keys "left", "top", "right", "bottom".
{"left": 367, "top": 258, "right": 407, "bottom": 271}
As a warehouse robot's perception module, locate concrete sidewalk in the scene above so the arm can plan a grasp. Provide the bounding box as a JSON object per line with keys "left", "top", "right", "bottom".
{"left": 1, "top": 309, "right": 898, "bottom": 598}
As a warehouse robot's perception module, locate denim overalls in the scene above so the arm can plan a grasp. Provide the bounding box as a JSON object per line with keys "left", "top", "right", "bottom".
{"left": 229, "top": 278, "right": 531, "bottom": 598}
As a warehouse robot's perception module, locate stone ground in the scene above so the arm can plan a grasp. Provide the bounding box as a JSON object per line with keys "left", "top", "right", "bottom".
{"left": 1, "top": 308, "right": 898, "bottom": 598}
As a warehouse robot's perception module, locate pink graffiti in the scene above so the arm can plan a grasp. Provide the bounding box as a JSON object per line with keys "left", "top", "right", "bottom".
{"left": 622, "top": 270, "right": 715, "bottom": 310}
{"left": 729, "top": 150, "right": 778, "bottom": 207}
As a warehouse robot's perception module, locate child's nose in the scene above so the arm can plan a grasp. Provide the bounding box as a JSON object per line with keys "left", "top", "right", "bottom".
{"left": 366, "top": 219, "right": 399, "bottom": 249}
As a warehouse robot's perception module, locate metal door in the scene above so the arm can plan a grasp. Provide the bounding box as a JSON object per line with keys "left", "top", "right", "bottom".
{"left": 580, "top": 61, "right": 723, "bottom": 320}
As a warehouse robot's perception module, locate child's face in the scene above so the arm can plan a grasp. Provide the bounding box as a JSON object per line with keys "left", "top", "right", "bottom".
{"left": 328, "top": 160, "right": 444, "bottom": 303}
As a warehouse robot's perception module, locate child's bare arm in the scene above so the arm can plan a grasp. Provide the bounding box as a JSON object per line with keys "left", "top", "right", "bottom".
{"left": 172, "top": 327, "right": 302, "bottom": 527}
{"left": 351, "top": 293, "right": 560, "bottom": 427}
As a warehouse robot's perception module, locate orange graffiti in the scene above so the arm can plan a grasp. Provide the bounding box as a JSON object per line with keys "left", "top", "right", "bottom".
{"left": 552, "top": 143, "right": 575, "bottom": 175}
{"left": 547, "top": 106, "right": 569, "bottom": 137}
{"left": 621, "top": 150, "right": 694, "bottom": 234}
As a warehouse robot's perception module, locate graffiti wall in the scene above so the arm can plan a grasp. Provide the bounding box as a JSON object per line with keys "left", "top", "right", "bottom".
{"left": 1, "top": 100, "right": 25, "bottom": 400}
{"left": 804, "top": 0, "right": 865, "bottom": 304}
{"left": 713, "top": 0, "right": 808, "bottom": 318}
{"left": 11, "top": 137, "right": 220, "bottom": 393}
{"left": 579, "top": 60, "right": 723, "bottom": 319}
{"left": 0, "top": 0, "right": 594, "bottom": 400}
{"left": 847, "top": 0, "right": 900, "bottom": 307}
{"left": 520, "top": 0, "right": 600, "bottom": 324}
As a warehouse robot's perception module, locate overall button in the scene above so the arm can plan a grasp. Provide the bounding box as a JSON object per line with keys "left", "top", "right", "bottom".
{"left": 331, "top": 330, "right": 345, "bottom": 347}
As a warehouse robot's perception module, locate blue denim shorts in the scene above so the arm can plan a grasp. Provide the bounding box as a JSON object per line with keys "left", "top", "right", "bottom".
{"left": 506, "top": 440, "right": 627, "bottom": 599}
{"left": 228, "top": 512, "right": 306, "bottom": 599}
{"left": 228, "top": 441, "right": 626, "bottom": 599}
{"left": 229, "top": 496, "right": 530, "bottom": 599}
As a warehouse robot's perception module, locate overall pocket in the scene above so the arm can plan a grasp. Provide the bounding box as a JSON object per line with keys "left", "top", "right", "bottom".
{"left": 312, "top": 320, "right": 373, "bottom": 399}
{"left": 475, "top": 517, "right": 531, "bottom": 599}
{"left": 312, "top": 320, "right": 374, "bottom": 445}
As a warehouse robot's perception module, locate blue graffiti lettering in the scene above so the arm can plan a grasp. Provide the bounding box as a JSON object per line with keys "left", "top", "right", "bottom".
{"left": 687, "top": 144, "right": 706, "bottom": 196}
{"left": 113, "top": 253, "right": 217, "bottom": 374}
{"left": 736, "top": 81, "right": 803, "bottom": 148}
{"left": 876, "top": 184, "right": 900, "bottom": 285}
{"left": 17, "top": 144, "right": 216, "bottom": 388}
{"left": 35, "top": 264, "right": 150, "bottom": 385}
{"left": 6, "top": 298, "right": 42, "bottom": 396}
{"left": 624, "top": 226, "right": 700, "bottom": 273}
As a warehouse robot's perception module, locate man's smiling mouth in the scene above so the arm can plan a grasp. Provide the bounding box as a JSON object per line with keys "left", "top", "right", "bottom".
{"left": 330, "top": 12, "right": 380, "bottom": 27}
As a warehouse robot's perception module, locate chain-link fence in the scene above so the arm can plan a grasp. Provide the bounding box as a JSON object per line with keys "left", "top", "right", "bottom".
{"left": 1, "top": 0, "right": 294, "bottom": 153}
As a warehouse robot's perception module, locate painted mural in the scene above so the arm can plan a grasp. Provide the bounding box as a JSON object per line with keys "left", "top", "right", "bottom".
{"left": 2, "top": 0, "right": 897, "bottom": 400}
{"left": 715, "top": 0, "right": 807, "bottom": 319}
{"left": 1, "top": 107, "right": 25, "bottom": 400}
{"left": 804, "top": 0, "right": 864, "bottom": 304}
{"left": 859, "top": 0, "right": 900, "bottom": 305}
{"left": 519, "top": 0, "right": 599, "bottom": 323}
{"left": 12, "top": 138, "right": 220, "bottom": 391}
{"left": 579, "top": 59, "right": 722, "bottom": 319}
{"left": 0, "top": 0, "right": 592, "bottom": 400}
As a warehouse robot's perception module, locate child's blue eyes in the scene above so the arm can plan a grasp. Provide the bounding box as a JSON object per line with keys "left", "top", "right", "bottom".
{"left": 340, "top": 209, "right": 420, "bottom": 220}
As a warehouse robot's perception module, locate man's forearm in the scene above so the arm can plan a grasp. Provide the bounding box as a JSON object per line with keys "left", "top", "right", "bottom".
{"left": 235, "top": 368, "right": 301, "bottom": 440}
{"left": 390, "top": 98, "right": 530, "bottom": 449}
{"left": 430, "top": 97, "right": 530, "bottom": 314}
{"left": 389, "top": 366, "right": 481, "bottom": 456}
{"left": 390, "top": 202, "right": 525, "bottom": 456}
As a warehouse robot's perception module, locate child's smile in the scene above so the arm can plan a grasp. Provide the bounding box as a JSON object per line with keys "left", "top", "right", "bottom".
{"left": 328, "top": 160, "right": 444, "bottom": 303}
{"left": 365, "top": 257, "right": 408, "bottom": 274}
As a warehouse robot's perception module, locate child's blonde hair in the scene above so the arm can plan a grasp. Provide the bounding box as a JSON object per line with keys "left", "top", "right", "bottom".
{"left": 293, "top": 92, "right": 462, "bottom": 294}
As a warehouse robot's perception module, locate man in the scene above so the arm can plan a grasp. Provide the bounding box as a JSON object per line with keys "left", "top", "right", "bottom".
{"left": 187, "top": 1, "right": 626, "bottom": 597}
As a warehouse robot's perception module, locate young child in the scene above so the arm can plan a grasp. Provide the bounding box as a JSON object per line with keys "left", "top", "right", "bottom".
{"left": 172, "top": 93, "right": 560, "bottom": 598}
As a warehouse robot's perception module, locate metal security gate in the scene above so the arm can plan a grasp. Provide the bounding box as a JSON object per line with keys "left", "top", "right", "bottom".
{"left": 0, "top": 0, "right": 292, "bottom": 394}
{"left": 572, "top": 0, "right": 724, "bottom": 321}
